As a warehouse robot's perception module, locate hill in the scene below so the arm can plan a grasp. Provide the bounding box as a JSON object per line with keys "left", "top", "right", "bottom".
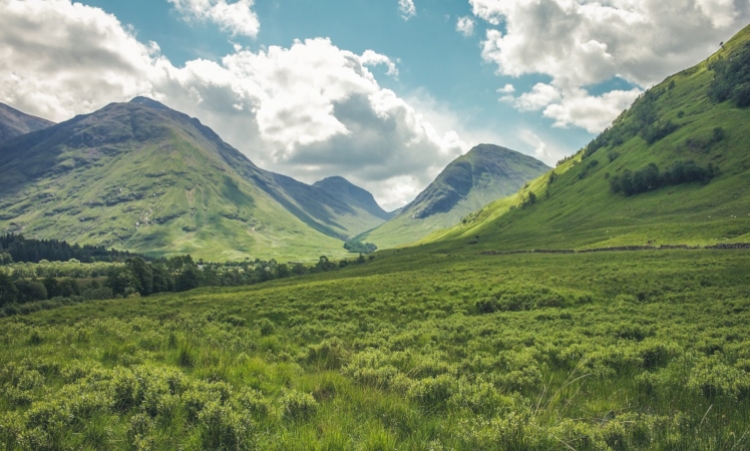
{"left": 356, "top": 144, "right": 550, "bottom": 248}
{"left": 425, "top": 25, "right": 750, "bottom": 252}
{"left": 0, "top": 102, "right": 54, "bottom": 143}
{"left": 0, "top": 98, "right": 389, "bottom": 261}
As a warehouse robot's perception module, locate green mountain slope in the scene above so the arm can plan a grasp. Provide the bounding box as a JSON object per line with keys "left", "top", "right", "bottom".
{"left": 0, "top": 98, "right": 387, "bottom": 261}
{"left": 426, "top": 25, "right": 750, "bottom": 251}
{"left": 0, "top": 102, "right": 54, "bottom": 143}
{"left": 356, "top": 144, "right": 550, "bottom": 248}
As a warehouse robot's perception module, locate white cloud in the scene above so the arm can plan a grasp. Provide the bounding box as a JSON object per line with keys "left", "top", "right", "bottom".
{"left": 497, "top": 84, "right": 515, "bottom": 94}
{"left": 399, "top": 0, "right": 416, "bottom": 20}
{"left": 0, "top": 0, "right": 467, "bottom": 210}
{"left": 511, "top": 83, "right": 561, "bottom": 112}
{"left": 543, "top": 87, "right": 642, "bottom": 134}
{"left": 456, "top": 16, "right": 475, "bottom": 36}
{"left": 168, "top": 0, "right": 259, "bottom": 38}
{"left": 360, "top": 50, "right": 399, "bottom": 77}
{"left": 472, "top": 0, "right": 750, "bottom": 132}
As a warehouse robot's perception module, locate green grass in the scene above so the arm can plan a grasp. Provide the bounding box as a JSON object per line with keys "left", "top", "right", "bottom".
{"left": 1, "top": 247, "right": 750, "bottom": 450}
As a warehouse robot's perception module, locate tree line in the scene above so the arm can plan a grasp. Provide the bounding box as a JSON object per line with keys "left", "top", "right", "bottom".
{"left": 0, "top": 234, "right": 142, "bottom": 264}
{"left": 0, "top": 253, "right": 373, "bottom": 312}
{"left": 609, "top": 160, "right": 716, "bottom": 196}
{"left": 708, "top": 43, "right": 750, "bottom": 107}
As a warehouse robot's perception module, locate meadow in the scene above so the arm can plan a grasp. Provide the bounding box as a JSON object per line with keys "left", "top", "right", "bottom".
{"left": 1, "top": 246, "right": 749, "bottom": 450}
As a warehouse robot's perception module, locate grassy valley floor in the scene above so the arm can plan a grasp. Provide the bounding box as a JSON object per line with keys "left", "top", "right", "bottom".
{"left": 1, "top": 247, "right": 750, "bottom": 450}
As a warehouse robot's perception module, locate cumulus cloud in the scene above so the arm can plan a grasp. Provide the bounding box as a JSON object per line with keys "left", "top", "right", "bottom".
{"left": 543, "top": 87, "right": 642, "bottom": 134}
{"left": 456, "top": 16, "right": 475, "bottom": 36}
{"left": 510, "top": 83, "right": 561, "bottom": 112}
{"left": 399, "top": 0, "right": 416, "bottom": 20}
{"left": 168, "top": 0, "right": 259, "bottom": 38}
{"left": 472, "top": 0, "right": 750, "bottom": 132}
{"left": 0, "top": 0, "right": 466, "bottom": 210}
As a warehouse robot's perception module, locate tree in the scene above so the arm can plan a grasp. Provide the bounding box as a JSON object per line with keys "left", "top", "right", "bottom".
{"left": 126, "top": 257, "right": 153, "bottom": 296}
{"left": 291, "top": 263, "right": 306, "bottom": 276}
{"left": 152, "top": 264, "right": 174, "bottom": 293}
{"left": 43, "top": 277, "right": 60, "bottom": 298}
{"left": 58, "top": 278, "right": 81, "bottom": 297}
{"left": 177, "top": 265, "right": 201, "bottom": 292}
{"left": 0, "top": 252, "right": 12, "bottom": 265}
{"left": 15, "top": 280, "right": 48, "bottom": 303}
{"left": 521, "top": 191, "right": 537, "bottom": 208}
{"left": 315, "top": 256, "right": 335, "bottom": 272}
{"left": 106, "top": 266, "right": 138, "bottom": 297}
{"left": 275, "top": 264, "right": 290, "bottom": 279}
{"left": 0, "top": 271, "right": 17, "bottom": 307}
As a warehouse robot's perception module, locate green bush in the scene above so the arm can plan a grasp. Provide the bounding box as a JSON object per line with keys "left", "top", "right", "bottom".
{"left": 280, "top": 390, "right": 318, "bottom": 420}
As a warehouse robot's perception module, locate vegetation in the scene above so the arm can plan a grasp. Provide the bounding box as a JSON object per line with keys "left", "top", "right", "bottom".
{"left": 343, "top": 240, "right": 377, "bottom": 254}
{"left": 609, "top": 161, "right": 716, "bottom": 196}
{"left": 0, "top": 249, "right": 749, "bottom": 449}
{"left": 0, "top": 253, "right": 374, "bottom": 315}
{"left": 0, "top": 234, "right": 140, "bottom": 264}
{"left": 708, "top": 42, "right": 750, "bottom": 107}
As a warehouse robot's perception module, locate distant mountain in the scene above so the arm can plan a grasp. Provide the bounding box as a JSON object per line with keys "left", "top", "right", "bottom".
{"left": 356, "top": 144, "right": 550, "bottom": 248}
{"left": 0, "top": 97, "right": 388, "bottom": 261}
{"left": 426, "top": 24, "right": 750, "bottom": 251}
{"left": 0, "top": 102, "right": 54, "bottom": 143}
{"left": 314, "top": 176, "right": 394, "bottom": 220}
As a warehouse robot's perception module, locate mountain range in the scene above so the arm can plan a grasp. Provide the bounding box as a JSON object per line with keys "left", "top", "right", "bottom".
{"left": 0, "top": 98, "right": 391, "bottom": 261}
{"left": 0, "top": 97, "right": 545, "bottom": 260}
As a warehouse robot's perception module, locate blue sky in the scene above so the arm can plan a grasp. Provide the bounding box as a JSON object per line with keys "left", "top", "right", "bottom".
{"left": 82, "top": 0, "right": 593, "bottom": 157}
{"left": 0, "top": 0, "right": 747, "bottom": 209}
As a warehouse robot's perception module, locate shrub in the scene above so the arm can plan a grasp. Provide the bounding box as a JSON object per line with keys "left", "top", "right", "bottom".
{"left": 198, "top": 402, "right": 255, "bottom": 451}
{"left": 407, "top": 374, "right": 456, "bottom": 411}
{"left": 257, "top": 318, "right": 275, "bottom": 336}
{"left": 280, "top": 390, "right": 318, "bottom": 420}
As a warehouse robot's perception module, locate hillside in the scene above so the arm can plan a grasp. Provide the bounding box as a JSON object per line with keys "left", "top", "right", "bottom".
{"left": 424, "top": 25, "right": 750, "bottom": 252}
{"left": 356, "top": 144, "right": 549, "bottom": 248}
{"left": 0, "top": 98, "right": 388, "bottom": 261}
{"left": 0, "top": 102, "right": 54, "bottom": 143}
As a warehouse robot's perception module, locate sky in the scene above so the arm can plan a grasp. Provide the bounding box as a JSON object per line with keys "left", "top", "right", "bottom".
{"left": 0, "top": 0, "right": 749, "bottom": 210}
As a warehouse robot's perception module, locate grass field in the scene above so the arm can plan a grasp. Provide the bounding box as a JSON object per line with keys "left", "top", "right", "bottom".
{"left": 1, "top": 246, "right": 749, "bottom": 450}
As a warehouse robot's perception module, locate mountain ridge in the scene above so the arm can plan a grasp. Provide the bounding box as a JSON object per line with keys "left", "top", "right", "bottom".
{"left": 0, "top": 98, "right": 390, "bottom": 260}
{"left": 0, "top": 102, "right": 55, "bottom": 144}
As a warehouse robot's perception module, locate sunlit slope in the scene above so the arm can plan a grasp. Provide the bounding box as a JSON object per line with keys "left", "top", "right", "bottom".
{"left": 426, "top": 25, "right": 750, "bottom": 252}
{"left": 357, "top": 144, "right": 549, "bottom": 249}
{"left": 0, "top": 102, "right": 54, "bottom": 144}
{"left": 0, "top": 98, "right": 351, "bottom": 261}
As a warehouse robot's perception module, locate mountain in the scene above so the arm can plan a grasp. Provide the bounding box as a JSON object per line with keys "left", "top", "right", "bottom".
{"left": 425, "top": 24, "right": 750, "bottom": 251}
{"left": 314, "top": 176, "right": 394, "bottom": 220}
{"left": 0, "top": 102, "right": 54, "bottom": 143}
{"left": 355, "top": 144, "right": 550, "bottom": 249}
{"left": 0, "top": 97, "right": 389, "bottom": 261}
